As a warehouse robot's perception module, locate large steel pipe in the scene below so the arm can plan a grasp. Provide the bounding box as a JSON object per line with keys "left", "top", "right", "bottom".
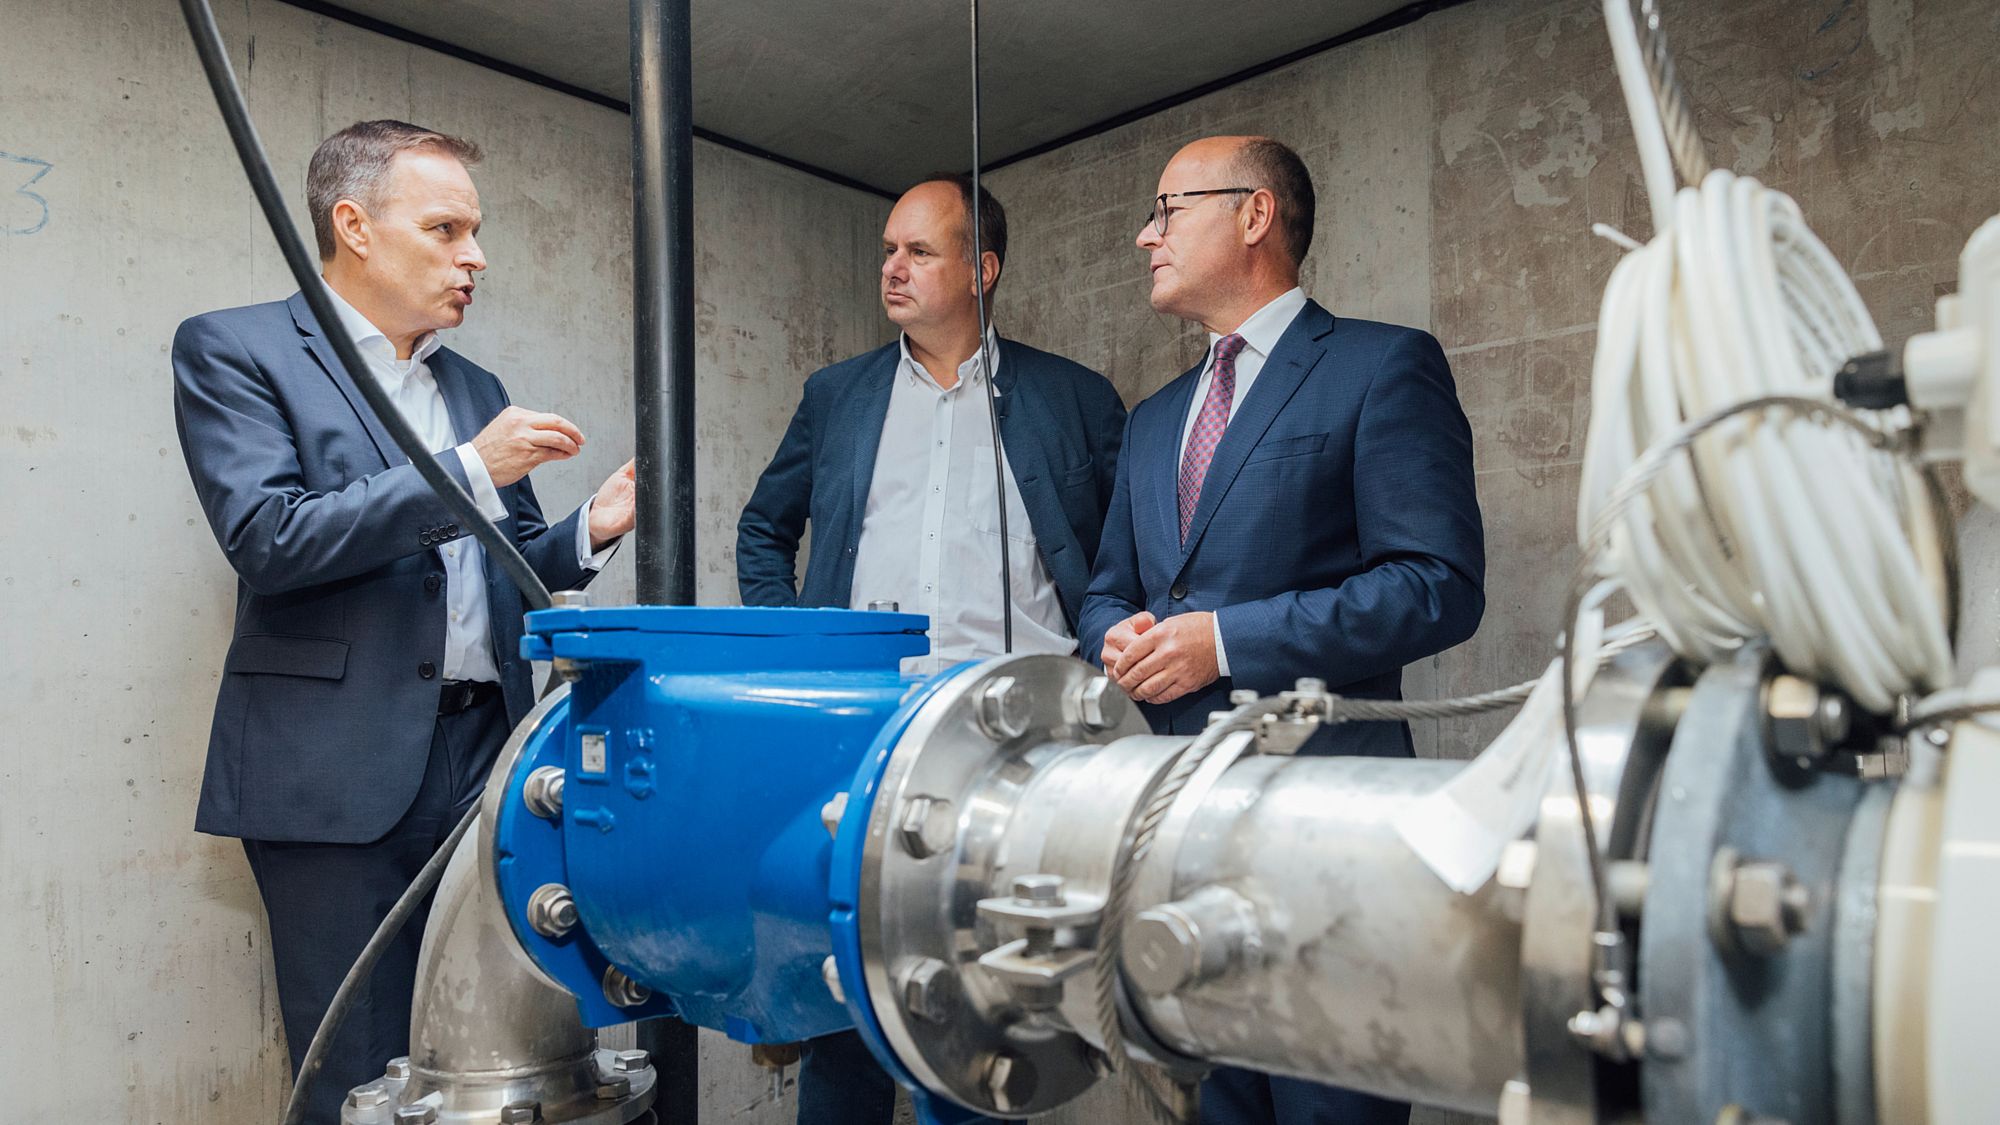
{"left": 1129, "top": 753, "right": 1524, "bottom": 1115}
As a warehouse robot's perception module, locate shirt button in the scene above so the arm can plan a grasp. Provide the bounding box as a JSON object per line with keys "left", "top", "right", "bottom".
{"left": 418, "top": 661, "right": 437, "bottom": 679}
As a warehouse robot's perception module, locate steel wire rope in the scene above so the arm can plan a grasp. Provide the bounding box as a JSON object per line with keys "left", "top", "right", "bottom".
{"left": 969, "top": 0, "right": 1013, "bottom": 655}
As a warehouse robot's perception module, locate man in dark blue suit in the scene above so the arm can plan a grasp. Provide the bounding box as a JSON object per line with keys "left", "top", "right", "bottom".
{"left": 173, "top": 120, "right": 636, "bottom": 1124}
{"left": 737, "top": 175, "right": 1125, "bottom": 1122}
{"left": 1081, "top": 137, "right": 1485, "bottom": 1123}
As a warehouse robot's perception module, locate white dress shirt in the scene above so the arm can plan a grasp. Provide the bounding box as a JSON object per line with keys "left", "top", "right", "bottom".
{"left": 850, "top": 331, "right": 1075, "bottom": 675}
{"left": 1175, "top": 286, "right": 1310, "bottom": 677}
{"left": 321, "top": 286, "right": 612, "bottom": 683}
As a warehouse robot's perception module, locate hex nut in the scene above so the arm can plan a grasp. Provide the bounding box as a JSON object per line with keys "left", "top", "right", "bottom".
{"left": 612, "top": 1048, "right": 651, "bottom": 1074}
{"left": 551, "top": 589, "right": 590, "bottom": 608}
{"left": 596, "top": 1076, "right": 633, "bottom": 1100}
{"left": 602, "top": 966, "right": 652, "bottom": 1008}
{"left": 499, "top": 1102, "right": 542, "bottom": 1124}
{"left": 522, "top": 766, "right": 566, "bottom": 819}
{"left": 820, "top": 792, "right": 848, "bottom": 838}
{"left": 346, "top": 1083, "right": 390, "bottom": 1109}
{"left": 1074, "top": 676, "right": 1127, "bottom": 732}
{"left": 1767, "top": 674, "right": 1853, "bottom": 764}
{"left": 527, "top": 883, "right": 579, "bottom": 939}
{"left": 897, "top": 795, "right": 955, "bottom": 858}
{"left": 1229, "top": 688, "right": 1259, "bottom": 705}
{"left": 978, "top": 676, "right": 1033, "bottom": 740}
{"left": 982, "top": 1051, "right": 1038, "bottom": 1114}
{"left": 1012, "top": 873, "right": 1065, "bottom": 905}
{"left": 1294, "top": 677, "right": 1327, "bottom": 694}
{"left": 1726, "top": 860, "right": 1810, "bottom": 955}
{"left": 393, "top": 1106, "right": 438, "bottom": 1124}
{"left": 899, "top": 958, "right": 959, "bottom": 1023}
{"left": 383, "top": 1056, "right": 412, "bottom": 1081}
{"left": 1126, "top": 908, "right": 1201, "bottom": 995}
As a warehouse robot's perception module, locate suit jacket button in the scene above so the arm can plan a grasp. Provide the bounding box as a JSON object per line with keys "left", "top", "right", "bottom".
{"left": 418, "top": 661, "right": 437, "bottom": 679}
{"left": 1170, "top": 581, "right": 1189, "bottom": 600}
{"left": 446, "top": 523, "right": 459, "bottom": 536}
{"left": 424, "top": 574, "right": 442, "bottom": 595}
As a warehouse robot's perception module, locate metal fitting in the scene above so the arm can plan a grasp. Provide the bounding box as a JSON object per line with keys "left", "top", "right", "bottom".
{"left": 612, "top": 1048, "right": 651, "bottom": 1074}
{"left": 1720, "top": 857, "right": 1812, "bottom": 956}
{"left": 866, "top": 599, "right": 900, "bottom": 611}
{"left": 1124, "top": 885, "right": 1257, "bottom": 996}
{"left": 896, "top": 795, "right": 956, "bottom": 858}
{"left": 602, "top": 966, "right": 652, "bottom": 1008}
{"left": 522, "top": 766, "right": 565, "bottom": 819}
{"left": 346, "top": 1083, "right": 391, "bottom": 1110}
{"left": 1294, "top": 676, "right": 1327, "bottom": 694}
{"left": 822, "top": 955, "right": 845, "bottom": 1004}
{"left": 982, "top": 1051, "right": 1038, "bottom": 1114}
{"left": 499, "top": 1101, "right": 542, "bottom": 1124}
{"left": 1073, "top": 675, "right": 1126, "bottom": 732}
{"left": 899, "top": 957, "right": 959, "bottom": 1023}
{"left": 1229, "top": 688, "right": 1259, "bottom": 705}
{"left": 975, "top": 876, "right": 1103, "bottom": 1006}
{"left": 1567, "top": 1003, "right": 1645, "bottom": 1061}
{"left": 382, "top": 1056, "right": 412, "bottom": 1081}
{"left": 1013, "top": 873, "right": 1065, "bottom": 905}
{"left": 1766, "top": 674, "right": 1853, "bottom": 765}
{"left": 551, "top": 589, "right": 590, "bottom": 608}
{"left": 393, "top": 1106, "right": 439, "bottom": 1124}
{"left": 596, "top": 1076, "right": 633, "bottom": 1101}
{"left": 527, "top": 883, "right": 579, "bottom": 939}
{"left": 820, "top": 792, "right": 848, "bottom": 838}
{"left": 977, "top": 675, "right": 1032, "bottom": 740}
{"left": 552, "top": 657, "right": 585, "bottom": 683}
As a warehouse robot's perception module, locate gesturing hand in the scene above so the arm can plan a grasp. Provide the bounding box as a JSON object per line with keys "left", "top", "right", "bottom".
{"left": 471, "top": 406, "right": 585, "bottom": 487}
{"left": 588, "top": 459, "right": 637, "bottom": 552}
{"left": 1111, "top": 611, "right": 1219, "bottom": 704}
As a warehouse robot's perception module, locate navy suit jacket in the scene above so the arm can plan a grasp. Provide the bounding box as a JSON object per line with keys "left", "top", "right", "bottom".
{"left": 736, "top": 337, "right": 1126, "bottom": 625}
{"left": 173, "top": 293, "right": 594, "bottom": 844}
{"left": 1079, "top": 300, "right": 1484, "bottom": 756}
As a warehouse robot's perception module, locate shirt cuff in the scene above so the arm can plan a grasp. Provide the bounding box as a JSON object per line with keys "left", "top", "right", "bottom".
{"left": 576, "top": 496, "right": 620, "bottom": 571}
{"left": 1212, "top": 612, "right": 1231, "bottom": 679}
{"left": 454, "top": 442, "right": 510, "bottom": 522}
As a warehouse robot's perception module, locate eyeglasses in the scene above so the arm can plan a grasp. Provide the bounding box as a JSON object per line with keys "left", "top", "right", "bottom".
{"left": 1146, "top": 188, "right": 1253, "bottom": 236}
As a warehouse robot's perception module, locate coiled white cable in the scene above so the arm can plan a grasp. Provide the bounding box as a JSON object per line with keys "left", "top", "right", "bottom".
{"left": 1580, "top": 0, "right": 1952, "bottom": 714}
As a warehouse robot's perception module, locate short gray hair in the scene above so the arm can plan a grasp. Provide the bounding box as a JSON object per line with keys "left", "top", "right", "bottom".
{"left": 307, "top": 120, "right": 482, "bottom": 260}
{"left": 1230, "top": 138, "right": 1315, "bottom": 269}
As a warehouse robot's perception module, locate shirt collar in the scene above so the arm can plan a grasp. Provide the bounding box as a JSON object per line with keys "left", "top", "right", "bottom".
{"left": 318, "top": 282, "right": 442, "bottom": 368}
{"left": 1206, "top": 286, "right": 1307, "bottom": 368}
{"left": 897, "top": 327, "right": 1002, "bottom": 390}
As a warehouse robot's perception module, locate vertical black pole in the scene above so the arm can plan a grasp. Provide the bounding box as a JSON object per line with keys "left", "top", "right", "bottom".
{"left": 630, "top": 0, "right": 701, "bottom": 1118}
{"left": 632, "top": 0, "right": 697, "bottom": 607}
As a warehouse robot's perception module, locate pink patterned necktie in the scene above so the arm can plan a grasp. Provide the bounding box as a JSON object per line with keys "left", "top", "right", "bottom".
{"left": 1178, "top": 333, "right": 1248, "bottom": 543}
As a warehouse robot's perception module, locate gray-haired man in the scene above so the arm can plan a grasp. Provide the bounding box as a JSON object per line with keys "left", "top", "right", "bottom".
{"left": 173, "top": 119, "right": 636, "bottom": 1123}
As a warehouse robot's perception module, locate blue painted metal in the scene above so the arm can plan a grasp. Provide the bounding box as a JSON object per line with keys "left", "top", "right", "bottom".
{"left": 501, "top": 605, "right": 929, "bottom": 1037}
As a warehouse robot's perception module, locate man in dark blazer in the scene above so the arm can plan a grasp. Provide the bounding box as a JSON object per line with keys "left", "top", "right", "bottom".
{"left": 173, "top": 120, "right": 635, "bottom": 1124}
{"left": 1081, "top": 137, "right": 1485, "bottom": 1124}
{"left": 736, "top": 175, "right": 1125, "bottom": 1122}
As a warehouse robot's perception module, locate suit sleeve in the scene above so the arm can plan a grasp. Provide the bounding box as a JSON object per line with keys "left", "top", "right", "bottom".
{"left": 1214, "top": 331, "right": 1486, "bottom": 687}
{"left": 1077, "top": 409, "right": 1145, "bottom": 666}
{"left": 173, "top": 313, "right": 481, "bottom": 597}
{"left": 736, "top": 382, "right": 816, "bottom": 607}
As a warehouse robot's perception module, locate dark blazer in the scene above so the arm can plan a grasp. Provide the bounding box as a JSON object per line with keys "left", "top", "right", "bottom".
{"left": 1079, "top": 300, "right": 1484, "bottom": 756}
{"left": 173, "top": 292, "right": 594, "bottom": 844}
{"left": 736, "top": 337, "right": 1126, "bottom": 625}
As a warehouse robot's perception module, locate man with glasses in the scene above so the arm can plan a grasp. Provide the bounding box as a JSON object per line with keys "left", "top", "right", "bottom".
{"left": 1080, "top": 135, "right": 1485, "bottom": 1125}
{"left": 736, "top": 173, "right": 1126, "bottom": 1124}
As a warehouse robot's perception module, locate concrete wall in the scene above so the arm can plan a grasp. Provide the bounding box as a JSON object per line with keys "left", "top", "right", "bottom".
{"left": 989, "top": 0, "right": 2000, "bottom": 767}
{"left": 0, "top": 0, "right": 886, "bottom": 1119}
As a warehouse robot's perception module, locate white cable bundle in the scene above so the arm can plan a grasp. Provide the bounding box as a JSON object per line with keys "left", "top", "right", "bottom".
{"left": 1579, "top": 0, "right": 1953, "bottom": 713}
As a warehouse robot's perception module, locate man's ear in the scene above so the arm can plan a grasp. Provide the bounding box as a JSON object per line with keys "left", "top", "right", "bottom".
{"left": 330, "top": 198, "right": 371, "bottom": 262}
{"left": 1240, "top": 187, "right": 1279, "bottom": 249}
{"left": 979, "top": 249, "right": 1001, "bottom": 300}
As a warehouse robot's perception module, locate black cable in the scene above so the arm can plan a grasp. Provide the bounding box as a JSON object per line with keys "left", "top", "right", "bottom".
{"left": 968, "top": 0, "right": 1013, "bottom": 653}
{"left": 279, "top": 804, "right": 480, "bottom": 1125}
{"left": 177, "top": 0, "right": 554, "bottom": 613}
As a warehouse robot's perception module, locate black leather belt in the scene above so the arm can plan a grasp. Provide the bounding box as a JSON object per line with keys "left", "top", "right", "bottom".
{"left": 438, "top": 679, "right": 501, "bottom": 715}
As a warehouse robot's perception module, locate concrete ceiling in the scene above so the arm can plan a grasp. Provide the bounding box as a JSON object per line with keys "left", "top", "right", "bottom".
{"left": 311, "top": 0, "right": 1420, "bottom": 194}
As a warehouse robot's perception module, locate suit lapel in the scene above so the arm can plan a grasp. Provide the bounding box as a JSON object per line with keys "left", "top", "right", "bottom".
{"left": 845, "top": 347, "right": 899, "bottom": 519}
{"left": 430, "top": 349, "right": 490, "bottom": 454}
{"left": 1149, "top": 362, "right": 1203, "bottom": 555}
{"left": 288, "top": 291, "right": 400, "bottom": 469}
{"left": 1177, "top": 302, "right": 1335, "bottom": 565}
